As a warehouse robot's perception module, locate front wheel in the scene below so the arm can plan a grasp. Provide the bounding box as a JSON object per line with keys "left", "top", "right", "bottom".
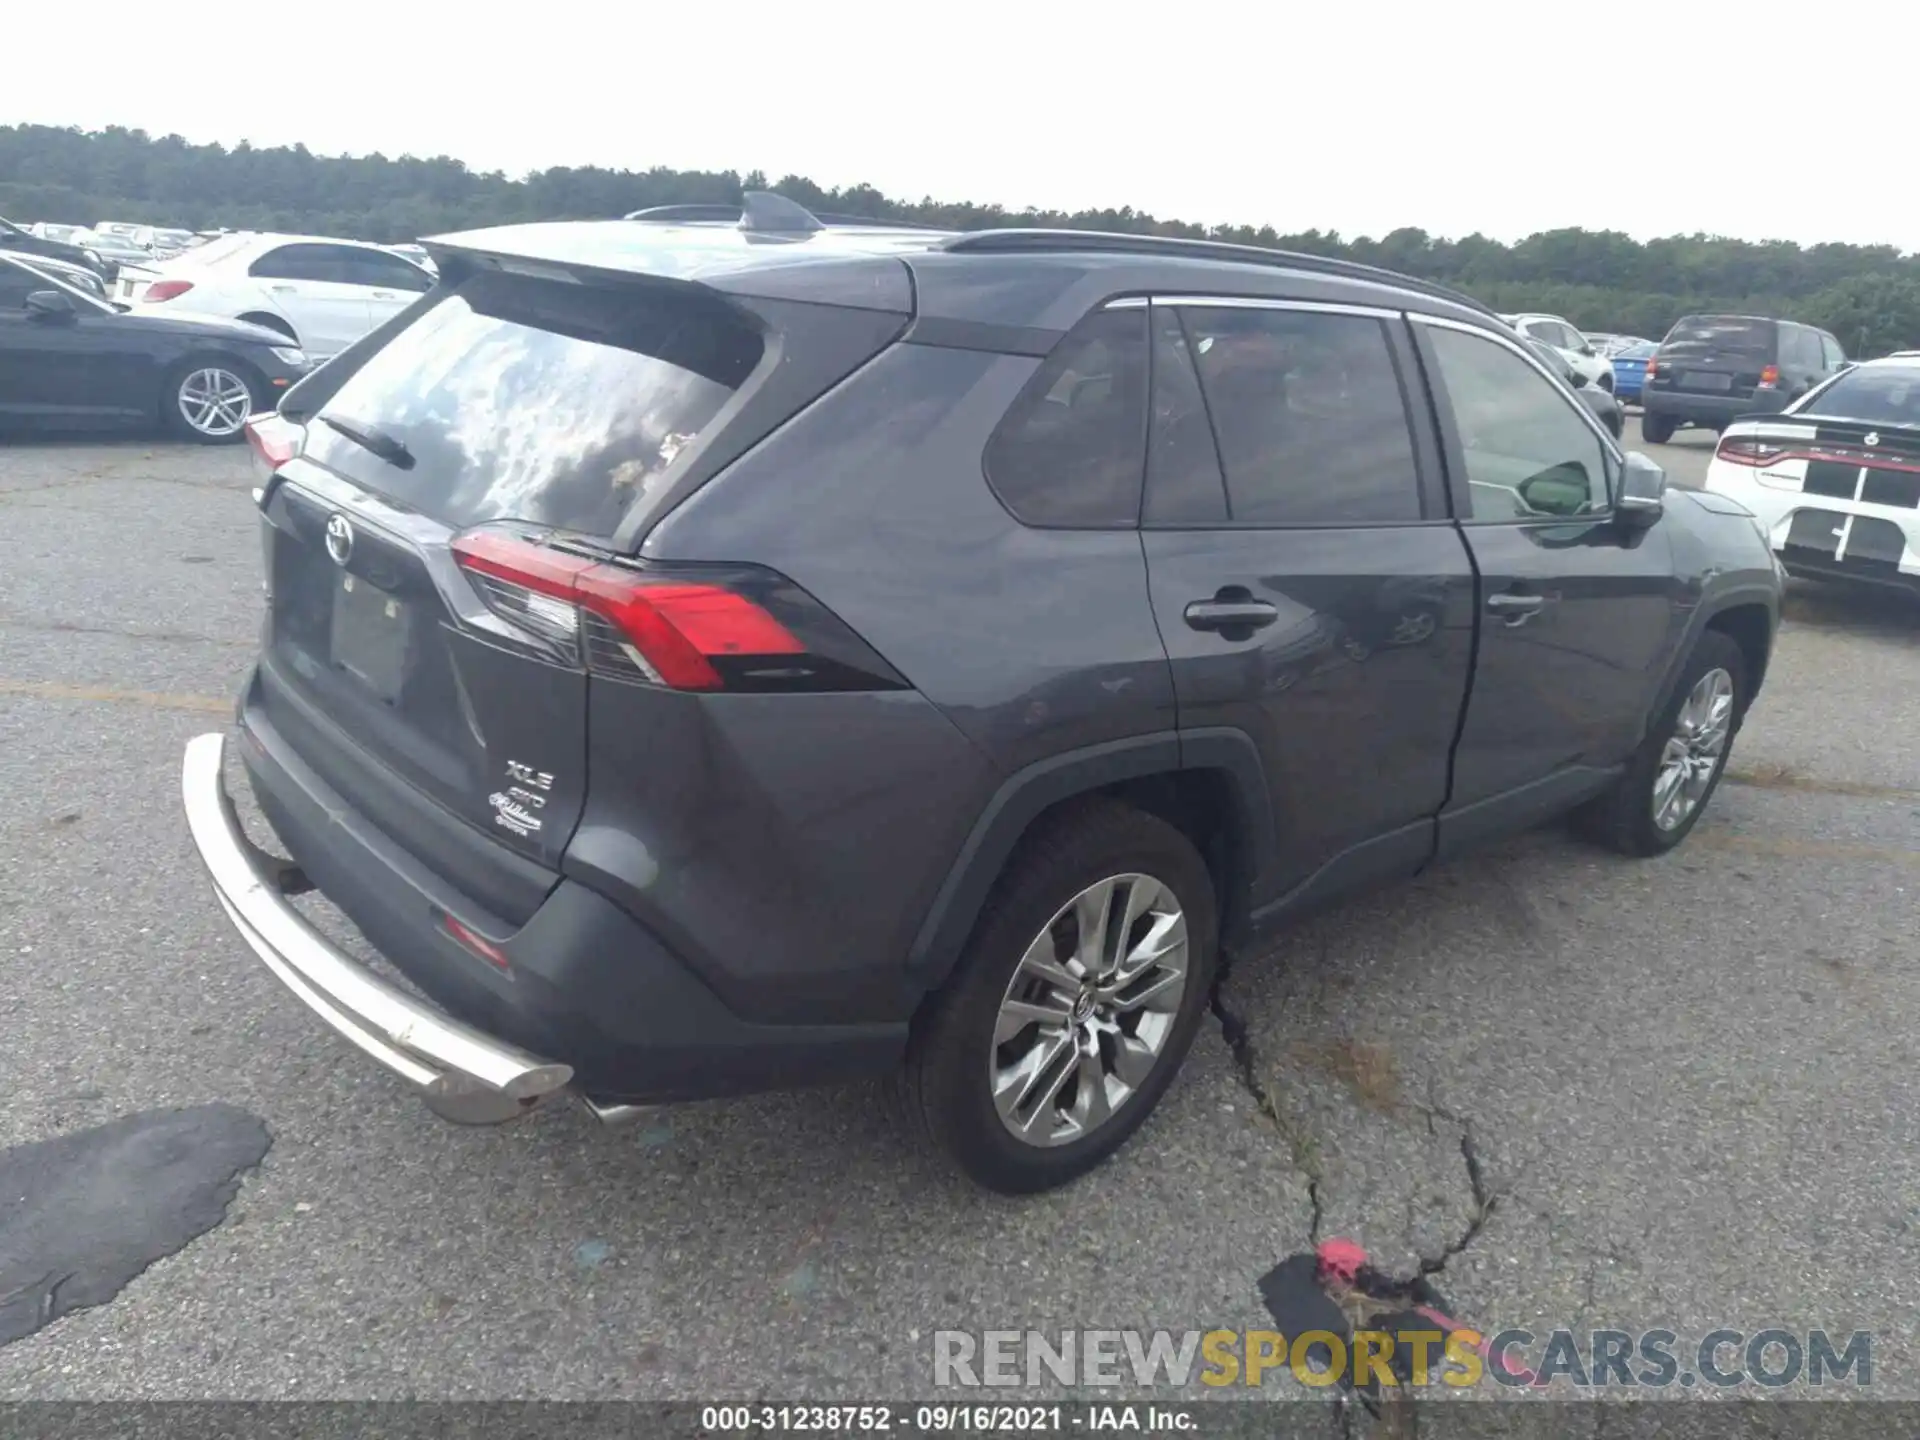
{"left": 163, "top": 360, "right": 259, "bottom": 444}
{"left": 1576, "top": 630, "right": 1745, "bottom": 856}
{"left": 904, "top": 801, "right": 1219, "bottom": 1193}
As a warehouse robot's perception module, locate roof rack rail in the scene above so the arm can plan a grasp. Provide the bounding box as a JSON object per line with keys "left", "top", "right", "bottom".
{"left": 624, "top": 195, "right": 943, "bottom": 233}
{"left": 939, "top": 229, "right": 1495, "bottom": 317}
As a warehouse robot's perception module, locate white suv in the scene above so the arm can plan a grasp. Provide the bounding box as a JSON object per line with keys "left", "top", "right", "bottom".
{"left": 118, "top": 232, "right": 434, "bottom": 360}
{"left": 1502, "top": 313, "right": 1613, "bottom": 392}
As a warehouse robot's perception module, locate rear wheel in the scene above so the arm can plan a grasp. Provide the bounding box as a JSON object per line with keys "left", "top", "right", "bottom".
{"left": 163, "top": 360, "right": 260, "bottom": 444}
{"left": 904, "top": 801, "right": 1218, "bottom": 1193}
{"left": 1576, "top": 630, "right": 1745, "bottom": 856}
{"left": 1640, "top": 411, "right": 1677, "bottom": 444}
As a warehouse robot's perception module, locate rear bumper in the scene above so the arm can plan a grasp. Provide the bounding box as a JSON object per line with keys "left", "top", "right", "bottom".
{"left": 181, "top": 731, "right": 579, "bottom": 1123}
{"left": 1642, "top": 388, "right": 1784, "bottom": 425}
{"left": 183, "top": 712, "right": 908, "bottom": 1120}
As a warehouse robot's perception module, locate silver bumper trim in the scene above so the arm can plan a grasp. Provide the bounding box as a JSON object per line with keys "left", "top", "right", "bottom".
{"left": 180, "top": 730, "right": 575, "bottom": 1115}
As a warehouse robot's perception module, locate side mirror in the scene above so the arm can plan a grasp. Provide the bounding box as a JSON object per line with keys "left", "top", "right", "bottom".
{"left": 1617, "top": 451, "right": 1666, "bottom": 528}
{"left": 24, "top": 289, "right": 77, "bottom": 322}
{"left": 1579, "top": 343, "right": 1596, "bottom": 357}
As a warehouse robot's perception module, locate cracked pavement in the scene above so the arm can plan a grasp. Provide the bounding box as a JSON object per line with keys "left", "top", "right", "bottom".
{"left": 2, "top": 422, "right": 1917, "bottom": 1404}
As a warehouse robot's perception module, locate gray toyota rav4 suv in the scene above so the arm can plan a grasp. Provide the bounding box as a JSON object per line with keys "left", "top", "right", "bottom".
{"left": 182, "top": 194, "right": 1782, "bottom": 1192}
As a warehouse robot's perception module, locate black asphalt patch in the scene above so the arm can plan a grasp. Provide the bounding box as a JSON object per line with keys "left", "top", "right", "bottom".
{"left": 0, "top": 1103, "right": 270, "bottom": 1346}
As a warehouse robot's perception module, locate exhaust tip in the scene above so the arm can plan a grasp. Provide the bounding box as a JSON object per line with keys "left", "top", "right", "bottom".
{"left": 577, "top": 1095, "right": 659, "bottom": 1127}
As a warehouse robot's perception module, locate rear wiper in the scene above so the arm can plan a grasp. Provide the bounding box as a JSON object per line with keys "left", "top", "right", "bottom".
{"left": 320, "top": 414, "right": 415, "bottom": 470}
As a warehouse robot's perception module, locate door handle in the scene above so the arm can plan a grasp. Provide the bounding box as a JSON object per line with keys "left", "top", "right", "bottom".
{"left": 269, "top": 284, "right": 296, "bottom": 293}
{"left": 1486, "top": 591, "right": 1546, "bottom": 624}
{"left": 1184, "top": 596, "right": 1280, "bottom": 633}
{"left": 371, "top": 291, "right": 395, "bottom": 299}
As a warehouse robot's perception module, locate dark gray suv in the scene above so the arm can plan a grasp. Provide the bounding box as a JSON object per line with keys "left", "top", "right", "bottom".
{"left": 182, "top": 195, "right": 1782, "bottom": 1192}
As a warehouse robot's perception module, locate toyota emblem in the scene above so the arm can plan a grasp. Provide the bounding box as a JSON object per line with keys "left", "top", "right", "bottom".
{"left": 324, "top": 513, "right": 355, "bottom": 566}
{"left": 1863, "top": 432, "right": 1880, "bottom": 448}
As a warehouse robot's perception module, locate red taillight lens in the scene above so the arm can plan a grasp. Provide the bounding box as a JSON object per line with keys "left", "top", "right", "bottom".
{"left": 143, "top": 278, "right": 194, "bottom": 302}
{"left": 439, "top": 913, "right": 511, "bottom": 971}
{"left": 244, "top": 413, "right": 303, "bottom": 493}
{"left": 1758, "top": 363, "right": 1781, "bottom": 388}
{"left": 451, "top": 530, "right": 810, "bottom": 692}
{"left": 1644, "top": 358, "right": 1659, "bottom": 377}
{"left": 1716, "top": 437, "right": 1788, "bottom": 466}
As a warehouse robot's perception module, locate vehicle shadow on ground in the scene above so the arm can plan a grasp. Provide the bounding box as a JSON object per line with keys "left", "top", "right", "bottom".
{"left": 1781, "top": 577, "right": 1920, "bottom": 638}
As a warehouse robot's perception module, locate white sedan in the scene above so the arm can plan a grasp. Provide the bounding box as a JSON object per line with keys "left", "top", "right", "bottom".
{"left": 1702, "top": 355, "right": 1920, "bottom": 593}
{"left": 1501, "top": 312, "right": 1615, "bottom": 392}
{"left": 117, "top": 232, "right": 434, "bottom": 361}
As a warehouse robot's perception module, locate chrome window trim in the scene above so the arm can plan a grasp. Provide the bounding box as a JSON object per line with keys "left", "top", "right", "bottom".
{"left": 1143, "top": 294, "right": 1401, "bottom": 320}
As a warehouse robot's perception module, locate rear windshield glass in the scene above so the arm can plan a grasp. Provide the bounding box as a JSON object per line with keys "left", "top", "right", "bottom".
{"left": 1799, "top": 366, "right": 1920, "bottom": 425}
{"left": 1660, "top": 316, "right": 1774, "bottom": 359}
{"left": 307, "top": 271, "right": 763, "bottom": 536}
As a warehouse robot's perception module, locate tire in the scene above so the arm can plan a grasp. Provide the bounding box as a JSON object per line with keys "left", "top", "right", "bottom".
{"left": 237, "top": 311, "right": 298, "bottom": 343}
{"left": 904, "top": 799, "right": 1219, "bottom": 1193}
{"left": 1575, "top": 630, "right": 1745, "bottom": 857}
{"left": 162, "top": 358, "right": 262, "bottom": 444}
{"left": 1640, "top": 411, "right": 1677, "bottom": 444}
{"left": 1597, "top": 372, "right": 1615, "bottom": 394}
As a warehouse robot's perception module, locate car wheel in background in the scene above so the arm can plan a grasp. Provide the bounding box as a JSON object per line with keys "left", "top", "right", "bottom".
{"left": 1640, "top": 411, "right": 1677, "bottom": 444}
{"left": 163, "top": 360, "right": 260, "bottom": 444}
{"left": 904, "top": 800, "right": 1219, "bottom": 1193}
{"left": 1575, "top": 630, "right": 1745, "bottom": 857}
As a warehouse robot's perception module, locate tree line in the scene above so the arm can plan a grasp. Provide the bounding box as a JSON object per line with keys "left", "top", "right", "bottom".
{"left": 6, "top": 123, "right": 1920, "bottom": 355}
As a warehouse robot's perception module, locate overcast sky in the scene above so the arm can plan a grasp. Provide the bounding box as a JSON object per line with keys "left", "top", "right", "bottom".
{"left": 8, "top": 1, "right": 1909, "bottom": 251}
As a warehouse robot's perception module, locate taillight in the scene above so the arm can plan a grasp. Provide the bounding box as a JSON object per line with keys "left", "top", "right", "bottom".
{"left": 1644, "top": 358, "right": 1660, "bottom": 377}
{"left": 143, "top": 278, "right": 194, "bottom": 302}
{"left": 244, "top": 413, "right": 303, "bottom": 492}
{"left": 440, "top": 913, "right": 511, "bottom": 972}
{"left": 450, "top": 528, "right": 906, "bottom": 693}
{"left": 1716, "top": 436, "right": 1788, "bottom": 467}
{"left": 1757, "top": 363, "right": 1781, "bottom": 388}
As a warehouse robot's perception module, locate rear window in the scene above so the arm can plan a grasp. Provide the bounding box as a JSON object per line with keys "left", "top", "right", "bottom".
{"left": 307, "top": 271, "right": 763, "bottom": 536}
{"left": 1660, "top": 316, "right": 1775, "bottom": 359}
{"left": 1799, "top": 366, "right": 1920, "bottom": 426}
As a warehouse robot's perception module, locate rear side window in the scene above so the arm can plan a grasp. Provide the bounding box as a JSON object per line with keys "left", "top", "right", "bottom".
{"left": 338, "top": 248, "right": 433, "bottom": 292}
{"left": 1783, "top": 325, "right": 1823, "bottom": 371}
{"left": 983, "top": 306, "right": 1148, "bottom": 528}
{"left": 0, "top": 261, "right": 37, "bottom": 306}
{"left": 1661, "top": 315, "right": 1774, "bottom": 359}
{"left": 307, "top": 271, "right": 763, "bottom": 536}
{"left": 1799, "top": 365, "right": 1920, "bottom": 425}
{"left": 1179, "top": 305, "right": 1422, "bottom": 524}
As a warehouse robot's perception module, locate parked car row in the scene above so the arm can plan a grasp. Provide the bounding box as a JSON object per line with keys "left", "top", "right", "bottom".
{"left": 0, "top": 252, "right": 311, "bottom": 441}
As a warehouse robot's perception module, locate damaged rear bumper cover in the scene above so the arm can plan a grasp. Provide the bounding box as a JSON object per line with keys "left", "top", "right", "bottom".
{"left": 180, "top": 730, "right": 583, "bottom": 1124}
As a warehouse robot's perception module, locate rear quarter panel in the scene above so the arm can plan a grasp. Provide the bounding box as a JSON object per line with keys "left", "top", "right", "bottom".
{"left": 628, "top": 341, "right": 1180, "bottom": 1018}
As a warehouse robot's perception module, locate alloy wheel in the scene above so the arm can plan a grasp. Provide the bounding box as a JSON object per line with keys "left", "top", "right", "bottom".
{"left": 177, "top": 367, "right": 252, "bottom": 438}
{"left": 989, "top": 873, "right": 1190, "bottom": 1148}
{"left": 1652, "top": 667, "right": 1734, "bottom": 831}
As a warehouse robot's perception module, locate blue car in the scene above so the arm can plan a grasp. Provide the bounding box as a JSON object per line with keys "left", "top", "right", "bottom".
{"left": 1611, "top": 339, "right": 1657, "bottom": 402}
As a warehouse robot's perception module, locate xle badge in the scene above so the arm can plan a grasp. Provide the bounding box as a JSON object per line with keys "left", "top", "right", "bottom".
{"left": 490, "top": 760, "right": 555, "bottom": 838}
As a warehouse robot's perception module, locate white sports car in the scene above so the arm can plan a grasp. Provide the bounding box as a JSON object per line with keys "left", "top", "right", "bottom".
{"left": 1702, "top": 354, "right": 1920, "bottom": 592}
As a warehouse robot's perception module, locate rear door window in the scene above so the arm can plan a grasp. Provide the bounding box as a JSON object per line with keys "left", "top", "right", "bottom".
{"left": 1176, "top": 304, "right": 1422, "bottom": 524}
{"left": 306, "top": 271, "right": 764, "bottom": 537}
{"left": 982, "top": 305, "right": 1148, "bottom": 528}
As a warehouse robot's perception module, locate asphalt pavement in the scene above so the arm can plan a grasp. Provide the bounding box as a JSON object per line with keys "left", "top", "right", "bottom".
{"left": 1, "top": 419, "right": 1916, "bottom": 1406}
